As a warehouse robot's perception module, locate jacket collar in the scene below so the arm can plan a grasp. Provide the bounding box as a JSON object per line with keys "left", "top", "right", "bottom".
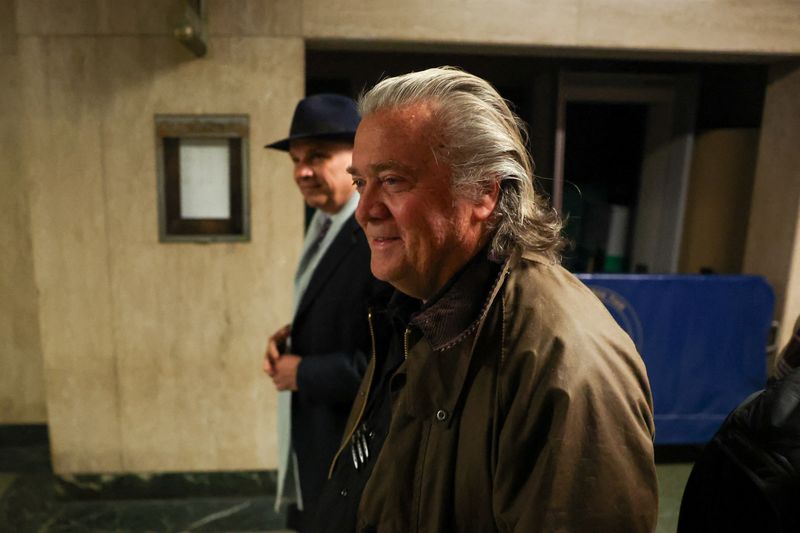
{"left": 397, "top": 248, "right": 554, "bottom": 423}
{"left": 409, "top": 248, "right": 507, "bottom": 351}
{"left": 294, "top": 216, "right": 361, "bottom": 320}
{"left": 397, "top": 248, "right": 512, "bottom": 425}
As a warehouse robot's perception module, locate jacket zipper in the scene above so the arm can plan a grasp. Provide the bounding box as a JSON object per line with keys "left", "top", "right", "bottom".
{"left": 404, "top": 326, "right": 411, "bottom": 360}
{"left": 328, "top": 309, "right": 378, "bottom": 478}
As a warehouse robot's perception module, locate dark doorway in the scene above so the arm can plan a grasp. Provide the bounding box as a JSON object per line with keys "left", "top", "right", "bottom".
{"left": 561, "top": 102, "right": 648, "bottom": 272}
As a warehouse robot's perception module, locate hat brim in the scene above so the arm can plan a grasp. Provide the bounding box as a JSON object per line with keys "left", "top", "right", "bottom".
{"left": 264, "top": 131, "right": 356, "bottom": 152}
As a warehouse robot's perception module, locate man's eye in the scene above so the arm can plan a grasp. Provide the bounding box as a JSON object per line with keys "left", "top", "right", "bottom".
{"left": 352, "top": 178, "right": 365, "bottom": 191}
{"left": 381, "top": 176, "right": 406, "bottom": 189}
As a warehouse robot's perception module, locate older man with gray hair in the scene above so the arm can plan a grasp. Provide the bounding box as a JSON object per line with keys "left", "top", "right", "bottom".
{"left": 313, "top": 67, "right": 658, "bottom": 533}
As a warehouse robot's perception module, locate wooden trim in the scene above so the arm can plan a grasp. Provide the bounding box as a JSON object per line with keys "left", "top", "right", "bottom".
{"left": 155, "top": 115, "right": 250, "bottom": 242}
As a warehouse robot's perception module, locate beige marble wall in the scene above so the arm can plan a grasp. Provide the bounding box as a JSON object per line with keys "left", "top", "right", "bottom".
{"left": 744, "top": 62, "right": 800, "bottom": 352}
{"left": 15, "top": 1, "right": 304, "bottom": 473}
{"left": 303, "top": 0, "right": 800, "bottom": 56}
{"left": 0, "top": 0, "right": 47, "bottom": 424}
{"left": 16, "top": 0, "right": 301, "bottom": 37}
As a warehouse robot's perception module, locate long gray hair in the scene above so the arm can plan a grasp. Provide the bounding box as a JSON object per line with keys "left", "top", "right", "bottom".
{"left": 359, "top": 66, "right": 564, "bottom": 261}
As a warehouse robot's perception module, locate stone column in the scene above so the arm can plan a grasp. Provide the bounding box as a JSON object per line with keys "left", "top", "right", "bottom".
{"left": 743, "top": 61, "right": 800, "bottom": 357}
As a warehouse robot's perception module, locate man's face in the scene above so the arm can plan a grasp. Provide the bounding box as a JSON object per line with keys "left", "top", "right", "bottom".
{"left": 288, "top": 139, "right": 354, "bottom": 214}
{"left": 350, "top": 103, "right": 495, "bottom": 300}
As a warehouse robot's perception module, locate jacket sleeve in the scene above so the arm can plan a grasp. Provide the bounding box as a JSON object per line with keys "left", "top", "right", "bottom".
{"left": 492, "top": 333, "right": 658, "bottom": 533}
{"left": 294, "top": 275, "right": 391, "bottom": 407}
{"left": 295, "top": 348, "right": 369, "bottom": 405}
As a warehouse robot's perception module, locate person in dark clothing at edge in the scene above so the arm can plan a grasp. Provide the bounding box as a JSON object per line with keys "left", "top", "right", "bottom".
{"left": 262, "top": 94, "right": 391, "bottom": 532}
{"left": 311, "top": 67, "right": 658, "bottom": 533}
{"left": 678, "top": 315, "right": 800, "bottom": 532}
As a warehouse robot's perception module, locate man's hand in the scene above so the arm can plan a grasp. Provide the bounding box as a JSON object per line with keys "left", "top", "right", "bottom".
{"left": 271, "top": 354, "right": 301, "bottom": 391}
{"left": 264, "top": 324, "right": 291, "bottom": 376}
{"left": 263, "top": 324, "right": 301, "bottom": 391}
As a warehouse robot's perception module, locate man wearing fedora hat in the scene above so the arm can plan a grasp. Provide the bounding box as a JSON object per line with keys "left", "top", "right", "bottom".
{"left": 263, "top": 94, "right": 390, "bottom": 531}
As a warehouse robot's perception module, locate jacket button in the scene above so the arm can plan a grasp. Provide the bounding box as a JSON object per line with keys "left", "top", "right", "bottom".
{"left": 340, "top": 488, "right": 348, "bottom": 497}
{"left": 435, "top": 409, "right": 448, "bottom": 421}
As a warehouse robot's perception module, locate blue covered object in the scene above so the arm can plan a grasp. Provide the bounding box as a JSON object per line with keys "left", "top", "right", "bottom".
{"left": 576, "top": 274, "right": 774, "bottom": 444}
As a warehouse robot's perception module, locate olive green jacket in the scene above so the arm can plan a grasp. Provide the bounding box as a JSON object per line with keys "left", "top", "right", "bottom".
{"left": 330, "top": 250, "right": 658, "bottom": 532}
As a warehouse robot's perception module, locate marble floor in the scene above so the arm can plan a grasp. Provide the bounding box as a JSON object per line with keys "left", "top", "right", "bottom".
{"left": 0, "top": 428, "right": 291, "bottom": 533}
{"left": 656, "top": 463, "right": 693, "bottom": 533}
{"left": 0, "top": 429, "right": 694, "bottom": 532}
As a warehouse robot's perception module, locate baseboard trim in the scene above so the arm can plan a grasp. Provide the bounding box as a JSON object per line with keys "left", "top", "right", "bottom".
{"left": 55, "top": 470, "right": 278, "bottom": 500}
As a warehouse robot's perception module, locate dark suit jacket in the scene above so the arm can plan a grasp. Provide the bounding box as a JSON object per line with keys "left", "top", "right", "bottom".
{"left": 290, "top": 214, "right": 390, "bottom": 521}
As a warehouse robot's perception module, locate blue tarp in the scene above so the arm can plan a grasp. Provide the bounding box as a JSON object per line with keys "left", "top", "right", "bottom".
{"left": 576, "top": 274, "right": 774, "bottom": 444}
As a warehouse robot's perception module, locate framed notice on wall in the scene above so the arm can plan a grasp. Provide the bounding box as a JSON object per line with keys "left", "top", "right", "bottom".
{"left": 155, "top": 114, "right": 250, "bottom": 242}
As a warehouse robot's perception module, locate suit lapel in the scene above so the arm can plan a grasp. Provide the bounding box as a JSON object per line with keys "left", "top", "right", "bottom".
{"left": 294, "top": 216, "right": 361, "bottom": 321}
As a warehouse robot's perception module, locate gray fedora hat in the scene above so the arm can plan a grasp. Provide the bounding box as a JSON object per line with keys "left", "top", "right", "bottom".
{"left": 264, "top": 94, "right": 360, "bottom": 151}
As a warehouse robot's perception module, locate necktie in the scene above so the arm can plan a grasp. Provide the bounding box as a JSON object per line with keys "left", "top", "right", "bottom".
{"left": 295, "top": 216, "right": 332, "bottom": 281}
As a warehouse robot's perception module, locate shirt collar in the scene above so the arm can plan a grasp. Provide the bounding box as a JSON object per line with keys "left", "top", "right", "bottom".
{"left": 326, "top": 191, "right": 359, "bottom": 225}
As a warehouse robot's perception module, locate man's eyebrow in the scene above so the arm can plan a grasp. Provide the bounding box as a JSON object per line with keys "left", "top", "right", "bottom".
{"left": 347, "top": 160, "right": 413, "bottom": 176}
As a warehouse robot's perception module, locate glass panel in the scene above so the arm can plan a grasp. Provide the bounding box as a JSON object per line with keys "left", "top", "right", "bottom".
{"left": 179, "top": 138, "right": 230, "bottom": 219}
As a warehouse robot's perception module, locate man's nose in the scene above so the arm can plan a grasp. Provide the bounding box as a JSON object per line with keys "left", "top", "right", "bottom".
{"left": 294, "top": 163, "right": 313, "bottom": 181}
{"left": 356, "top": 181, "right": 390, "bottom": 224}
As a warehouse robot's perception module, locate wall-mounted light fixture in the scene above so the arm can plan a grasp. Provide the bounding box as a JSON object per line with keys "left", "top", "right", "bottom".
{"left": 155, "top": 115, "right": 250, "bottom": 243}
{"left": 172, "top": 0, "right": 207, "bottom": 57}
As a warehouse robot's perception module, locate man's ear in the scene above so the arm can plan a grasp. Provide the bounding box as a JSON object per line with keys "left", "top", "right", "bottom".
{"left": 472, "top": 179, "right": 500, "bottom": 222}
